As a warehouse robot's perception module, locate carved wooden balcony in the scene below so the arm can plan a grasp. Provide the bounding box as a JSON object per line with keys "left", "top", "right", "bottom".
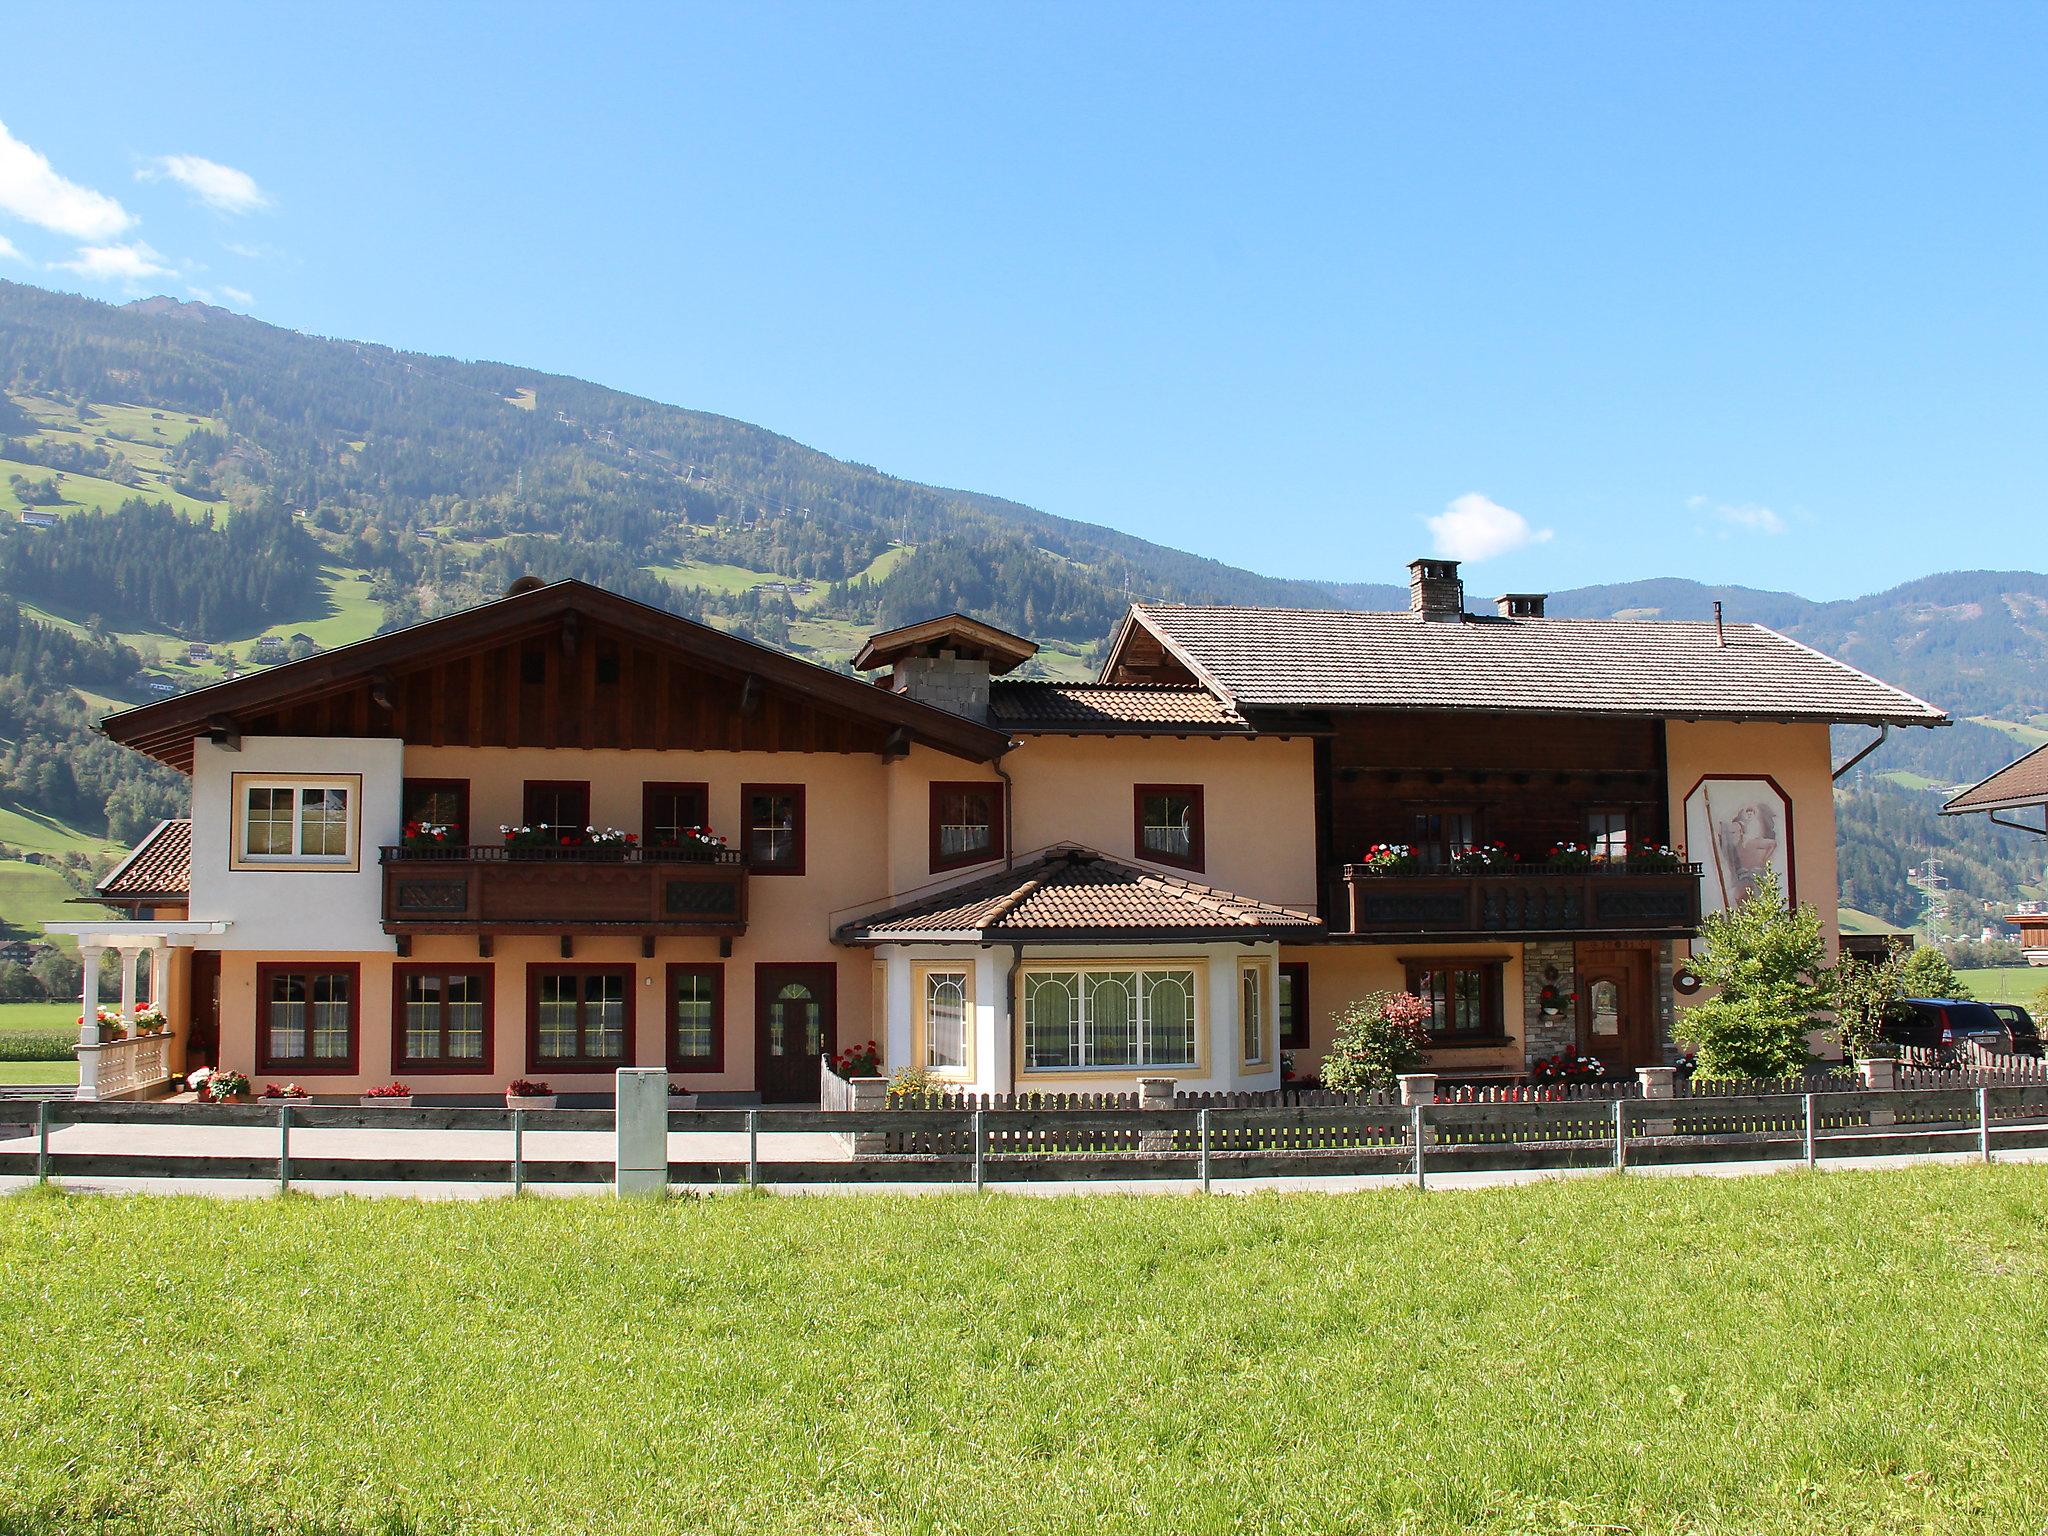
{"left": 381, "top": 844, "right": 748, "bottom": 944}
{"left": 1338, "top": 863, "right": 1703, "bottom": 941}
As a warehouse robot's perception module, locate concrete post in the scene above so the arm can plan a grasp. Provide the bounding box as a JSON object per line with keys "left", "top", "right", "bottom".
{"left": 75, "top": 945, "right": 104, "bottom": 1102}
{"left": 1637, "top": 1065, "right": 1677, "bottom": 1138}
{"left": 614, "top": 1067, "right": 670, "bottom": 1197}
{"left": 1137, "top": 1075, "right": 1177, "bottom": 1154}
{"left": 1397, "top": 1073, "right": 1437, "bottom": 1106}
{"left": 1857, "top": 1057, "right": 1897, "bottom": 1128}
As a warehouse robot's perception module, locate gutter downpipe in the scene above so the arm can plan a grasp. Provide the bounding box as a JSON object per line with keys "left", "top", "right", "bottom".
{"left": 995, "top": 742, "right": 1021, "bottom": 1095}
{"left": 995, "top": 741, "right": 1019, "bottom": 870}
{"left": 1831, "top": 723, "right": 1890, "bottom": 782}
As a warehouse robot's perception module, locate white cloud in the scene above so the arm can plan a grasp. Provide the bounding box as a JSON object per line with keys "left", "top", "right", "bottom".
{"left": 1426, "top": 492, "right": 1554, "bottom": 563}
{"left": 0, "top": 118, "right": 134, "bottom": 240}
{"left": 54, "top": 240, "right": 174, "bottom": 285}
{"left": 0, "top": 233, "right": 24, "bottom": 263}
{"left": 1689, "top": 495, "right": 1786, "bottom": 535}
{"left": 141, "top": 154, "right": 270, "bottom": 215}
{"left": 220, "top": 284, "right": 254, "bottom": 306}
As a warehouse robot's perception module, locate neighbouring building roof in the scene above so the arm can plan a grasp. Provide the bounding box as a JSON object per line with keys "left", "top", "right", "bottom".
{"left": 853, "top": 613, "right": 1038, "bottom": 674}
{"left": 835, "top": 846, "right": 1323, "bottom": 944}
{"left": 987, "top": 681, "right": 1251, "bottom": 734}
{"left": 1107, "top": 605, "right": 1949, "bottom": 726}
{"left": 1943, "top": 743, "right": 2048, "bottom": 815}
{"left": 96, "top": 818, "right": 192, "bottom": 902}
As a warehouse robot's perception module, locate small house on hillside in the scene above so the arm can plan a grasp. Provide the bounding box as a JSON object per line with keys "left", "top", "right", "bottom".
{"left": 17, "top": 510, "right": 59, "bottom": 528}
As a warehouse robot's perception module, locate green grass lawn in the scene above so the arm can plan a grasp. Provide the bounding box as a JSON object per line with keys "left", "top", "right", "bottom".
{"left": 0, "top": 805, "right": 121, "bottom": 862}
{"left": 2, "top": 1167, "right": 2046, "bottom": 1533}
{"left": 1953, "top": 966, "right": 2044, "bottom": 1005}
{"left": 0, "top": 1059, "right": 74, "bottom": 1084}
{"left": 0, "top": 858, "right": 114, "bottom": 952}
{"left": 0, "top": 1001, "right": 81, "bottom": 1034}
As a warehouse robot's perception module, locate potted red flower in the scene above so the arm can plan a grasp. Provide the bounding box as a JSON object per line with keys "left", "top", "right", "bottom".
{"left": 506, "top": 1079, "right": 557, "bottom": 1110}
{"left": 361, "top": 1081, "right": 414, "bottom": 1108}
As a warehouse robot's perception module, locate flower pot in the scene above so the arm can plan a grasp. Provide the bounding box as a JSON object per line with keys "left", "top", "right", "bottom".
{"left": 506, "top": 1093, "right": 558, "bottom": 1111}
{"left": 361, "top": 1095, "right": 414, "bottom": 1109}
{"left": 668, "top": 1092, "right": 700, "bottom": 1110}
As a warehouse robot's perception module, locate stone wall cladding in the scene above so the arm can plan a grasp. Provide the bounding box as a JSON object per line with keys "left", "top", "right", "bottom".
{"left": 1655, "top": 941, "right": 1678, "bottom": 1063}
{"left": 1521, "top": 939, "right": 1577, "bottom": 1066}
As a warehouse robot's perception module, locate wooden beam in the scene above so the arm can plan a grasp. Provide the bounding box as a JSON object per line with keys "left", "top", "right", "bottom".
{"left": 882, "top": 725, "right": 912, "bottom": 761}
{"left": 394, "top": 934, "right": 412, "bottom": 958}
{"left": 641, "top": 934, "right": 655, "bottom": 959}
{"left": 205, "top": 718, "right": 241, "bottom": 752}
{"left": 739, "top": 674, "right": 761, "bottom": 716}
{"left": 559, "top": 934, "right": 574, "bottom": 959}
{"left": 478, "top": 934, "right": 493, "bottom": 959}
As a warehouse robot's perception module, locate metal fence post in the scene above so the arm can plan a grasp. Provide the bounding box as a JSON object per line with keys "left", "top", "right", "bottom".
{"left": 278, "top": 1102, "right": 292, "bottom": 1192}
{"left": 1803, "top": 1093, "right": 1816, "bottom": 1169}
{"left": 746, "top": 1108, "right": 759, "bottom": 1188}
{"left": 1412, "top": 1103, "right": 1427, "bottom": 1190}
{"left": 972, "top": 1109, "right": 985, "bottom": 1190}
{"left": 1613, "top": 1098, "right": 1626, "bottom": 1170}
{"left": 35, "top": 1099, "right": 51, "bottom": 1185}
{"left": 1199, "top": 1108, "right": 1212, "bottom": 1193}
{"left": 511, "top": 1108, "right": 526, "bottom": 1195}
{"left": 1979, "top": 1086, "right": 1992, "bottom": 1164}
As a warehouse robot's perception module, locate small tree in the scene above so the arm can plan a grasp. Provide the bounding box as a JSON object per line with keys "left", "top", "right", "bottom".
{"left": 1320, "top": 990, "right": 1433, "bottom": 1092}
{"left": 1675, "top": 868, "right": 1830, "bottom": 1079}
{"left": 1830, "top": 948, "right": 1909, "bottom": 1059}
{"left": 1899, "top": 946, "right": 1971, "bottom": 1000}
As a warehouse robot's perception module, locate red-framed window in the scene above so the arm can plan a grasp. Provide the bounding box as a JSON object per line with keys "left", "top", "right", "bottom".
{"left": 929, "top": 781, "right": 1005, "bottom": 873}
{"left": 521, "top": 780, "right": 591, "bottom": 835}
{"left": 402, "top": 778, "right": 470, "bottom": 843}
{"left": 1278, "top": 962, "right": 1311, "bottom": 1051}
{"left": 1404, "top": 960, "right": 1506, "bottom": 1041}
{"left": 643, "top": 782, "right": 712, "bottom": 849}
{"left": 1134, "top": 784, "right": 1205, "bottom": 872}
{"left": 527, "top": 965, "right": 635, "bottom": 1070}
{"left": 255, "top": 963, "right": 360, "bottom": 1074}
{"left": 392, "top": 964, "right": 493, "bottom": 1072}
{"left": 741, "top": 784, "right": 806, "bottom": 875}
{"left": 666, "top": 962, "right": 724, "bottom": 1073}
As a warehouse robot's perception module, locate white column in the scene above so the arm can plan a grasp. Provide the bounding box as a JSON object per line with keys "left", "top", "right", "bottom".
{"left": 150, "top": 944, "right": 172, "bottom": 1020}
{"left": 78, "top": 946, "right": 105, "bottom": 1046}
{"left": 118, "top": 945, "right": 139, "bottom": 1023}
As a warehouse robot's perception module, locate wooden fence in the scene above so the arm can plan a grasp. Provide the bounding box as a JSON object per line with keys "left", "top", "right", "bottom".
{"left": 3, "top": 1083, "right": 2048, "bottom": 1191}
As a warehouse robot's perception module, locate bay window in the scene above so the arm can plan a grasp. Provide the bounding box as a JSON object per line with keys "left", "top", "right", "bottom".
{"left": 1022, "top": 965, "right": 1198, "bottom": 1071}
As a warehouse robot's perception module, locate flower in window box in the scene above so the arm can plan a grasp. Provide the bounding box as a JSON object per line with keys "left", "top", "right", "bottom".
{"left": 1357, "top": 843, "right": 1416, "bottom": 875}
{"left": 261, "top": 1082, "right": 312, "bottom": 1102}
{"left": 668, "top": 826, "right": 729, "bottom": 860}
{"left": 1547, "top": 842, "right": 1595, "bottom": 871}
{"left": 401, "top": 820, "right": 458, "bottom": 854}
{"left": 1449, "top": 841, "right": 1511, "bottom": 875}
{"left": 828, "top": 1040, "right": 883, "bottom": 1080}
{"left": 1625, "top": 843, "right": 1682, "bottom": 872}
{"left": 204, "top": 1069, "right": 251, "bottom": 1103}
{"left": 506, "top": 1079, "right": 557, "bottom": 1110}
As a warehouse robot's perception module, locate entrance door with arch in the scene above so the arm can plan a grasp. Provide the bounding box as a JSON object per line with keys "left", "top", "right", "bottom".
{"left": 755, "top": 963, "right": 837, "bottom": 1103}
{"left": 1573, "top": 941, "right": 1658, "bottom": 1069}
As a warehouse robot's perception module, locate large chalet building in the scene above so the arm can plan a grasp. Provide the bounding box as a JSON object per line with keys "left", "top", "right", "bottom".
{"left": 53, "top": 559, "right": 1946, "bottom": 1101}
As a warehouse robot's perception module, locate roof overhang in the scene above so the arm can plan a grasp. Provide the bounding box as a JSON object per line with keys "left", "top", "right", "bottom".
{"left": 854, "top": 613, "right": 1038, "bottom": 674}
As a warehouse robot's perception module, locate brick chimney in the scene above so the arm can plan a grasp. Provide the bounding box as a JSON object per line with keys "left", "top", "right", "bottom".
{"left": 887, "top": 651, "right": 991, "bottom": 722}
{"left": 1408, "top": 559, "right": 1465, "bottom": 623}
{"left": 1495, "top": 593, "right": 1547, "bottom": 618}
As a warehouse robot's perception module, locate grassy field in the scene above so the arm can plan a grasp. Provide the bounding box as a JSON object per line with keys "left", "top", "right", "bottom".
{"left": 0, "top": 1060, "right": 74, "bottom": 1084}
{"left": 0, "top": 859, "right": 113, "bottom": 952}
{"left": 1954, "top": 966, "right": 2044, "bottom": 1005}
{"left": 0, "top": 805, "right": 120, "bottom": 861}
{"left": 2, "top": 1167, "right": 2045, "bottom": 1533}
{"left": 0, "top": 1001, "right": 80, "bottom": 1033}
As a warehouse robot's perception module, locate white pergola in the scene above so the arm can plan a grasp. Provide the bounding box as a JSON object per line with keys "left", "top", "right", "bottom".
{"left": 43, "top": 921, "right": 230, "bottom": 1099}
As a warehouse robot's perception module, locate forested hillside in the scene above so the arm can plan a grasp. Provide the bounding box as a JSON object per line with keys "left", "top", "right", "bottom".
{"left": 1, "top": 277, "right": 2044, "bottom": 945}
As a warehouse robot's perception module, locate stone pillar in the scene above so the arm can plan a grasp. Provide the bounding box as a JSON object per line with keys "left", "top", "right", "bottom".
{"left": 1137, "top": 1075, "right": 1177, "bottom": 1154}
{"left": 1397, "top": 1073, "right": 1438, "bottom": 1106}
{"left": 1520, "top": 940, "right": 1578, "bottom": 1068}
{"left": 845, "top": 1074, "right": 890, "bottom": 1158}
{"left": 1857, "top": 1057, "right": 1897, "bottom": 1127}
{"left": 614, "top": 1067, "right": 670, "bottom": 1196}
{"left": 1637, "top": 1065, "right": 1677, "bottom": 1138}
{"left": 117, "top": 945, "right": 139, "bottom": 1024}
{"left": 76, "top": 944, "right": 105, "bottom": 1102}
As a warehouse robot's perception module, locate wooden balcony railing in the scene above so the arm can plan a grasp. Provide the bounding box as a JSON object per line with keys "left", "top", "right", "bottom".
{"left": 1338, "top": 864, "right": 1703, "bottom": 940}
{"left": 380, "top": 845, "right": 748, "bottom": 940}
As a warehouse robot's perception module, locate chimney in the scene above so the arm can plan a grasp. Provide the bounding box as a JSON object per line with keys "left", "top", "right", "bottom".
{"left": 888, "top": 650, "right": 991, "bottom": 722}
{"left": 1408, "top": 559, "right": 1465, "bottom": 623}
{"left": 1495, "top": 593, "right": 1547, "bottom": 618}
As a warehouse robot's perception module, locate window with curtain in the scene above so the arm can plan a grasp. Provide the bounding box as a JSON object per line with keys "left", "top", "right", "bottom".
{"left": 667, "top": 964, "right": 722, "bottom": 1071}
{"left": 1240, "top": 963, "right": 1266, "bottom": 1065}
{"left": 1405, "top": 962, "right": 1503, "bottom": 1039}
{"left": 531, "top": 969, "right": 630, "bottom": 1065}
{"left": 930, "top": 783, "right": 1003, "bottom": 871}
{"left": 258, "top": 967, "right": 356, "bottom": 1070}
{"left": 1022, "top": 967, "right": 1198, "bottom": 1070}
{"left": 239, "top": 780, "right": 353, "bottom": 863}
{"left": 1135, "top": 787, "right": 1204, "bottom": 870}
{"left": 397, "top": 968, "right": 489, "bottom": 1068}
{"left": 922, "top": 968, "right": 970, "bottom": 1071}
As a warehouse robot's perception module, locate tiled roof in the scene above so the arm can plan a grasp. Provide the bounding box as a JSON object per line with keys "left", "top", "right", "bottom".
{"left": 97, "top": 819, "right": 191, "bottom": 901}
{"left": 988, "top": 681, "right": 1248, "bottom": 733}
{"left": 1119, "top": 605, "right": 1948, "bottom": 724}
{"left": 1944, "top": 745, "right": 2048, "bottom": 814}
{"left": 836, "top": 846, "right": 1322, "bottom": 944}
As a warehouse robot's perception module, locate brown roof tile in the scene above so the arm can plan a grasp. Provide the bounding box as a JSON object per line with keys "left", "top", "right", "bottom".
{"left": 97, "top": 819, "right": 191, "bottom": 901}
{"left": 835, "top": 846, "right": 1322, "bottom": 944}
{"left": 988, "top": 681, "right": 1248, "bottom": 733}
{"left": 1944, "top": 745, "right": 2048, "bottom": 814}
{"left": 1119, "top": 605, "right": 1948, "bottom": 725}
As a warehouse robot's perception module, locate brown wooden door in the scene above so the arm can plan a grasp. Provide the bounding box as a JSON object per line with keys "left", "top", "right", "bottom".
{"left": 1574, "top": 942, "right": 1657, "bottom": 1069}
{"left": 186, "top": 951, "right": 221, "bottom": 1069}
{"left": 755, "top": 964, "right": 836, "bottom": 1103}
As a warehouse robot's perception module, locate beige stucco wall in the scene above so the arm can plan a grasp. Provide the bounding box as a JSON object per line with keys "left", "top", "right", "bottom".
{"left": 1280, "top": 942, "right": 1527, "bottom": 1078}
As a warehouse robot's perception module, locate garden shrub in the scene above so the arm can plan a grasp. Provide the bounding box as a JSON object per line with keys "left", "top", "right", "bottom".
{"left": 1676, "top": 869, "right": 1830, "bottom": 1079}
{"left": 1320, "top": 990, "right": 1432, "bottom": 1091}
{"left": 1898, "top": 946, "right": 1971, "bottom": 1000}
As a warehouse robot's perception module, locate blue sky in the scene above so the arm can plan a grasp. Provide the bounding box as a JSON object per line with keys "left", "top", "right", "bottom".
{"left": 2, "top": 2, "right": 2043, "bottom": 601}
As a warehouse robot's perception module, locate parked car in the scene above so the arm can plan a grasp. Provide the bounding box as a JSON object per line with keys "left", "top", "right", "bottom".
{"left": 1882, "top": 998, "right": 2043, "bottom": 1059}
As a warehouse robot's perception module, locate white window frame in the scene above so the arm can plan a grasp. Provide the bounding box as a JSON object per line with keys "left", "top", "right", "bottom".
{"left": 1018, "top": 962, "right": 1203, "bottom": 1075}
{"left": 230, "top": 773, "right": 362, "bottom": 871}
{"left": 913, "top": 962, "right": 975, "bottom": 1080}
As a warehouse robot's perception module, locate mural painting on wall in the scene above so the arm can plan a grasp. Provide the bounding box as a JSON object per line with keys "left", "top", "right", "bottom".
{"left": 1684, "top": 776, "right": 1793, "bottom": 914}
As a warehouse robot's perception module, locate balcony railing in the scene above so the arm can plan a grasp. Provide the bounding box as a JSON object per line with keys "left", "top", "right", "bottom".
{"left": 1338, "top": 863, "right": 1703, "bottom": 940}
{"left": 380, "top": 844, "right": 749, "bottom": 938}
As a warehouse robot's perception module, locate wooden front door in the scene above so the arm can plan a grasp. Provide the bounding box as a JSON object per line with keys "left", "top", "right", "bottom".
{"left": 1574, "top": 942, "right": 1658, "bottom": 1069}
{"left": 755, "top": 964, "right": 836, "bottom": 1104}
{"left": 186, "top": 951, "right": 221, "bottom": 1070}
